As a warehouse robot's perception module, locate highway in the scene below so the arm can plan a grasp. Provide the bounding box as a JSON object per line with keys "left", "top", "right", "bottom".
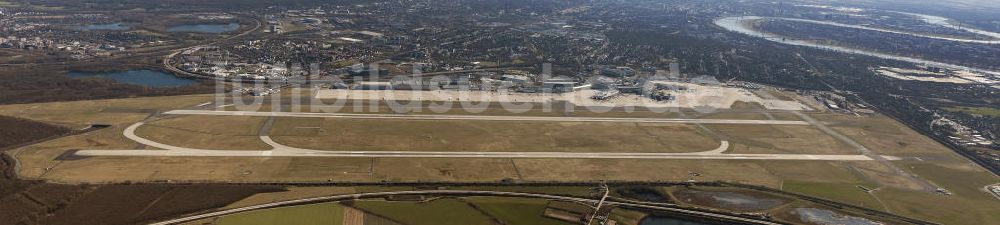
{"left": 161, "top": 109, "right": 813, "bottom": 125}
{"left": 148, "top": 190, "right": 781, "bottom": 225}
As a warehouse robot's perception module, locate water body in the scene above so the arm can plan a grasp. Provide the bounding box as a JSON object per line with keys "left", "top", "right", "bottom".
{"left": 793, "top": 208, "right": 882, "bottom": 225}
{"left": 771, "top": 17, "right": 1000, "bottom": 44}
{"left": 898, "top": 12, "right": 1000, "bottom": 39}
{"left": 166, "top": 23, "right": 240, "bottom": 33}
{"left": 639, "top": 216, "right": 712, "bottom": 225}
{"left": 673, "top": 189, "right": 787, "bottom": 211}
{"left": 714, "top": 16, "right": 1000, "bottom": 80}
{"left": 67, "top": 70, "right": 197, "bottom": 87}
{"left": 704, "top": 192, "right": 784, "bottom": 211}
{"left": 76, "top": 23, "right": 130, "bottom": 31}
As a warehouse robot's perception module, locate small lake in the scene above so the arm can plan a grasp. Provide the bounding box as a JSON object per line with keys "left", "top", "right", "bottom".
{"left": 67, "top": 70, "right": 197, "bottom": 87}
{"left": 673, "top": 189, "right": 788, "bottom": 211}
{"left": 166, "top": 23, "right": 240, "bottom": 33}
{"left": 639, "top": 216, "right": 712, "bottom": 225}
{"left": 792, "top": 208, "right": 882, "bottom": 225}
{"left": 76, "top": 23, "right": 130, "bottom": 31}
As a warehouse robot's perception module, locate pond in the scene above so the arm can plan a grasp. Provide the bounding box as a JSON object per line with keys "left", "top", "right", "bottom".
{"left": 76, "top": 23, "right": 130, "bottom": 31}
{"left": 166, "top": 23, "right": 240, "bottom": 33}
{"left": 792, "top": 208, "right": 882, "bottom": 225}
{"left": 672, "top": 189, "right": 788, "bottom": 212}
{"left": 67, "top": 70, "right": 197, "bottom": 87}
{"left": 639, "top": 216, "right": 712, "bottom": 225}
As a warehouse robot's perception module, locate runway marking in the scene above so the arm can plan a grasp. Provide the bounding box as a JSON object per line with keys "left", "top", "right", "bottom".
{"left": 161, "top": 110, "right": 812, "bottom": 125}
{"left": 69, "top": 111, "right": 900, "bottom": 161}
{"left": 74, "top": 149, "right": 894, "bottom": 160}
{"left": 70, "top": 121, "right": 900, "bottom": 161}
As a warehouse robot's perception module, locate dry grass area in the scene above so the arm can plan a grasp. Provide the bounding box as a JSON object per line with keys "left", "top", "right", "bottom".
{"left": 876, "top": 162, "right": 1000, "bottom": 225}
{"left": 0, "top": 94, "right": 215, "bottom": 127}
{"left": 819, "top": 114, "right": 954, "bottom": 155}
{"left": 757, "top": 161, "right": 864, "bottom": 184}
{"left": 15, "top": 125, "right": 144, "bottom": 180}
{"left": 135, "top": 116, "right": 271, "bottom": 150}
{"left": 270, "top": 118, "right": 719, "bottom": 153}
{"left": 1, "top": 93, "right": 998, "bottom": 225}
{"left": 513, "top": 159, "right": 784, "bottom": 186}
{"left": 33, "top": 185, "right": 281, "bottom": 225}
{"left": 709, "top": 124, "right": 857, "bottom": 154}
{"left": 34, "top": 156, "right": 375, "bottom": 183}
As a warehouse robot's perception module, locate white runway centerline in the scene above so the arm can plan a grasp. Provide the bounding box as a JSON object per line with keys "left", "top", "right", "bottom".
{"left": 161, "top": 110, "right": 813, "bottom": 125}
{"left": 70, "top": 119, "right": 899, "bottom": 161}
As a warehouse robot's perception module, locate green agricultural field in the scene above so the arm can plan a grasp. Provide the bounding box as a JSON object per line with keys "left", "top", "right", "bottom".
{"left": 353, "top": 198, "right": 494, "bottom": 225}
{"left": 217, "top": 202, "right": 344, "bottom": 225}
{"left": 609, "top": 208, "right": 648, "bottom": 225}
{"left": 465, "top": 197, "right": 575, "bottom": 225}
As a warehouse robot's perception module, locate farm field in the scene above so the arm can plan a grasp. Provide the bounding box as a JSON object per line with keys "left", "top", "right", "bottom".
{"left": 353, "top": 198, "right": 495, "bottom": 225}
{"left": 216, "top": 202, "right": 344, "bottom": 225}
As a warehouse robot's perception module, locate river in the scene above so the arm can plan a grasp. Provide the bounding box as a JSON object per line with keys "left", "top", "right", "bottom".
{"left": 897, "top": 12, "right": 1000, "bottom": 40}
{"left": 713, "top": 16, "right": 1000, "bottom": 82}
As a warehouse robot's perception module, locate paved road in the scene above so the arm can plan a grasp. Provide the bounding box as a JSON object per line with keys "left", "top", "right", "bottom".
{"left": 149, "top": 190, "right": 780, "bottom": 225}
{"left": 73, "top": 121, "right": 899, "bottom": 161}
{"left": 162, "top": 109, "right": 813, "bottom": 125}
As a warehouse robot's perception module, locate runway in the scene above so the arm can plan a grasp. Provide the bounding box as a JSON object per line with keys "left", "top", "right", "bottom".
{"left": 161, "top": 109, "right": 813, "bottom": 125}
{"left": 74, "top": 148, "right": 889, "bottom": 160}
{"left": 71, "top": 121, "right": 899, "bottom": 161}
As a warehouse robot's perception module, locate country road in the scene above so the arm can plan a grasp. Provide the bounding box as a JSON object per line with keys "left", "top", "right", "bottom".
{"left": 149, "top": 190, "right": 781, "bottom": 225}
